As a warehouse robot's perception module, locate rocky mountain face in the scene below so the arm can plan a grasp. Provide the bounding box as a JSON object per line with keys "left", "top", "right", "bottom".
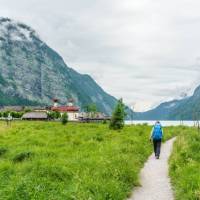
{"left": 0, "top": 17, "right": 118, "bottom": 114}
{"left": 135, "top": 86, "right": 200, "bottom": 120}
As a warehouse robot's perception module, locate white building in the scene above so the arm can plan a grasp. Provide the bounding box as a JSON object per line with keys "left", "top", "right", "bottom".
{"left": 51, "top": 99, "right": 79, "bottom": 121}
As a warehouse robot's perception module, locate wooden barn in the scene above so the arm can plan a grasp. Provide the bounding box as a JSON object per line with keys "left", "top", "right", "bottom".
{"left": 22, "top": 112, "right": 48, "bottom": 121}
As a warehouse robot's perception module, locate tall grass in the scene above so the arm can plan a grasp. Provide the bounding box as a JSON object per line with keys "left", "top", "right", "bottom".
{"left": 169, "top": 127, "right": 200, "bottom": 200}
{"left": 0, "top": 122, "right": 151, "bottom": 199}
{"left": 0, "top": 121, "right": 177, "bottom": 199}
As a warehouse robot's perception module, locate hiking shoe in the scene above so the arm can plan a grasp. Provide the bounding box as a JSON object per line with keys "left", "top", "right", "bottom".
{"left": 156, "top": 156, "right": 159, "bottom": 159}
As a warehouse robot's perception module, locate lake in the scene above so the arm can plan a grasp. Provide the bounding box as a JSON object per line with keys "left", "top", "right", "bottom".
{"left": 125, "top": 120, "right": 196, "bottom": 127}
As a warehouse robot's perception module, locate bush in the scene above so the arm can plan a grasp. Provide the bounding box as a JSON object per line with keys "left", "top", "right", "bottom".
{"left": 0, "top": 147, "right": 7, "bottom": 156}
{"left": 13, "top": 151, "right": 33, "bottom": 163}
{"left": 10, "top": 111, "right": 24, "bottom": 118}
{"left": 2, "top": 111, "right": 9, "bottom": 118}
{"left": 102, "top": 119, "right": 107, "bottom": 124}
{"left": 61, "top": 113, "right": 68, "bottom": 125}
{"left": 54, "top": 111, "right": 61, "bottom": 119}
{"left": 48, "top": 111, "right": 61, "bottom": 120}
{"left": 24, "top": 108, "right": 32, "bottom": 113}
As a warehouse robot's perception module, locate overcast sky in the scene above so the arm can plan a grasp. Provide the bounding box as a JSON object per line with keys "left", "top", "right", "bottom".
{"left": 1, "top": 0, "right": 200, "bottom": 111}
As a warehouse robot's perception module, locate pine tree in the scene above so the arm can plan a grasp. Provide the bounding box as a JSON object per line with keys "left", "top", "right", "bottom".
{"left": 109, "top": 98, "right": 126, "bottom": 130}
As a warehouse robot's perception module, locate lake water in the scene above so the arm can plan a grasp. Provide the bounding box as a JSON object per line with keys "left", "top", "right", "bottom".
{"left": 125, "top": 120, "right": 196, "bottom": 127}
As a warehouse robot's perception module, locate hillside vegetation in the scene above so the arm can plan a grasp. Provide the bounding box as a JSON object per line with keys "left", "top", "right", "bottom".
{"left": 135, "top": 85, "right": 200, "bottom": 120}
{"left": 0, "top": 121, "right": 177, "bottom": 199}
{"left": 169, "top": 127, "right": 200, "bottom": 200}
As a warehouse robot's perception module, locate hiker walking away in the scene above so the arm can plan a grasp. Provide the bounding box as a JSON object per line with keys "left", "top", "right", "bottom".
{"left": 150, "top": 121, "right": 163, "bottom": 159}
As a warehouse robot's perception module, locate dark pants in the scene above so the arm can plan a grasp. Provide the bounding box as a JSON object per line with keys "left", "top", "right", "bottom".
{"left": 153, "top": 139, "right": 161, "bottom": 157}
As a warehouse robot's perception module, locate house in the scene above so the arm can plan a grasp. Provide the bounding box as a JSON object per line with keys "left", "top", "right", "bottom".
{"left": 51, "top": 106, "right": 79, "bottom": 121}
{"left": 22, "top": 112, "right": 48, "bottom": 121}
{"left": 51, "top": 99, "right": 79, "bottom": 121}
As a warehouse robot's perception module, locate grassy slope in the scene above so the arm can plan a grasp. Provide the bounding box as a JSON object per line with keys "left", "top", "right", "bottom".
{"left": 0, "top": 122, "right": 177, "bottom": 200}
{"left": 169, "top": 127, "right": 200, "bottom": 200}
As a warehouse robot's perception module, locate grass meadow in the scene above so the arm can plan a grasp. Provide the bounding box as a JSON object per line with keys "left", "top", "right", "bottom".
{"left": 169, "top": 127, "right": 200, "bottom": 200}
{"left": 0, "top": 121, "right": 181, "bottom": 199}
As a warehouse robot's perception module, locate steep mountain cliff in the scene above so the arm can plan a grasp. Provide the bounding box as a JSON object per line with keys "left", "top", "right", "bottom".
{"left": 0, "top": 17, "right": 117, "bottom": 114}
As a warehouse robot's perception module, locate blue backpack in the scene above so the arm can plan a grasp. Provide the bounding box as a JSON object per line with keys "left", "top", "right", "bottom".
{"left": 152, "top": 124, "right": 163, "bottom": 140}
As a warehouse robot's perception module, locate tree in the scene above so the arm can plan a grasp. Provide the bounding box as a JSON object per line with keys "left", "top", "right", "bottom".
{"left": 54, "top": 111, "right": 61, "bottom": 119}
{"left": 10, "top": 111, "right": 24, "bottom": 118}
{"left": 61, "top": 113, "right": 68, "bottom": 125}
{"left": 84, "top": 103, "right": 98, "bottom": 118}
{"left": 47, "top": 111, "right": 61, "bottom": 120}
{"left": 2, "top": 111, "right": 9, "bottom": 118}
{"left": 84, "top": 103, "right": 97, "bottom": 112}
{"left": 24, "top": 108, "right": 32, "bottom": 113}
{"left": 109, "top": 99, "right": 126, "bottom": 130}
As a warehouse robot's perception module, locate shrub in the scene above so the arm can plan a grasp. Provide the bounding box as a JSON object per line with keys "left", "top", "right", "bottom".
{"left": 24, "top": 108, "right": 32, "bottom": 113}
{"left": 102, "top": 119, "right": 107, "bottom": 124}
{"left": 2, "top": 111, "right": 9, "bottom": 118}
{"left": 13, "top": 151, "right": 33, "bottom": 163}
{"left": 0, "top": 147, "right": 7, "bottom": 156}
{"left": 54, "top": 111, "right": 61, "bottom": 119}
{"left": 10, "top": 111, "right": 24, "bottom": 118}
{"left": 48, "top": 111, "right": 61, "bottom": 120}
{"left": 61, "top": 113, "right": 68, "bottom": 125}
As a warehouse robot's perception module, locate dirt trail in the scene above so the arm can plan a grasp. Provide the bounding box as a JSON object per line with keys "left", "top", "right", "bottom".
{"left": 128, "top": 137, "right": 176, "bottom": 200}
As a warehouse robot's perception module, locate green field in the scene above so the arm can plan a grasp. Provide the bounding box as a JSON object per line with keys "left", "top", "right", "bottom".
{"left": 0, "top": 121, "right": 180, "bottom": 199}
{"left": 169, "top": 127, "right": 200, "bottom": 200}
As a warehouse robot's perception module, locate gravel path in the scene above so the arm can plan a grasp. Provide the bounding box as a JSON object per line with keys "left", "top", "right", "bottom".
{"left": 128, "top": 137, "right": 176, "bottom": 200}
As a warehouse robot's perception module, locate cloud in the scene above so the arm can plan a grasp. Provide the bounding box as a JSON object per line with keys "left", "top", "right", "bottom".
{"left": 0, "top": 0, "right": 200, "bottom": 111}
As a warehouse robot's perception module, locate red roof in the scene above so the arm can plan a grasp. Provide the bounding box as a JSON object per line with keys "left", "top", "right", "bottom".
{"left": 51, "top": 106, "right": 79, "bottom": 112}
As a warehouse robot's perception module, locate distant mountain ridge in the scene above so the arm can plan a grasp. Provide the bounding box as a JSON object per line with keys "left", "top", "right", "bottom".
{"left": 135, "top": 86, "right": 200, "bottom": 120}
{"left": 0, "top": 17, "right": 118, "bottom": 114}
